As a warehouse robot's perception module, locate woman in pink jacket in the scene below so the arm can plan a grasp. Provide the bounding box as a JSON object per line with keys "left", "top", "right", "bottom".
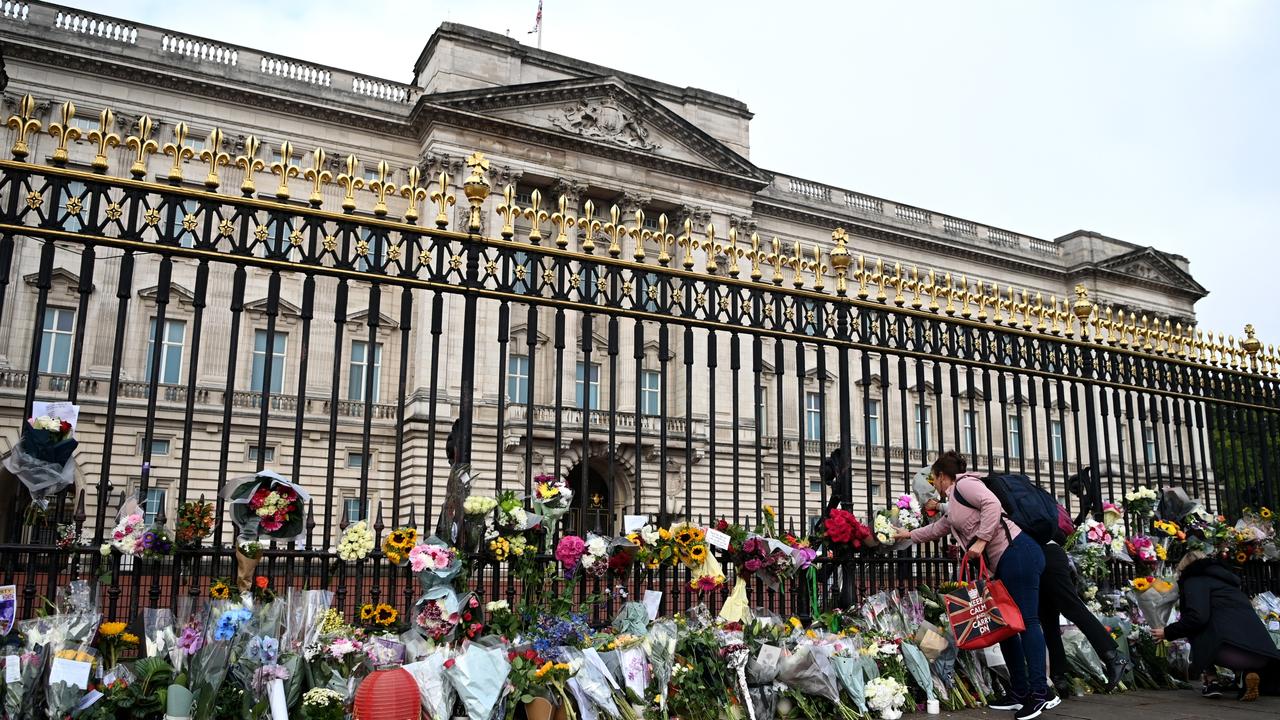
{"left": 896, "top": 451, "right": 1052, "bottom": 720}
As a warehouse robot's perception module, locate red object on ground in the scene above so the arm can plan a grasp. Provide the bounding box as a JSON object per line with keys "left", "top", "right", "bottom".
{"left": 353, "top": 667, "right": 422, "bottom": 720}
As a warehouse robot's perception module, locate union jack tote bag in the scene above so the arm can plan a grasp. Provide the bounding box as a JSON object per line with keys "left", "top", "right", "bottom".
{"left": 944, "top": 557, "right": 1025, "bottom": 651}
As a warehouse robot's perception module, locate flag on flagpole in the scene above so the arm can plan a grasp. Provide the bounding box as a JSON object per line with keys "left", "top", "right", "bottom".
{"left": 529, "top": 0, "right": 542, "bottom": 34}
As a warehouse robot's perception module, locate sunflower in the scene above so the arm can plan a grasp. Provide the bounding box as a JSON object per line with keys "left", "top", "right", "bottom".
{"left": 1236, "top": 552, "right": 1248, "bottom": 564}
{"left": 99, "top": 621, "right": 127, "bottom": 637}
{"left": 121, "top": 633, "right": 140, "bottom": 646}
{"left": 658, "top": 527, "right": 672, "bottom": 541}
{"left": 763, "top": 505, "right": 776, "bottom": 520}
{"left": 688, "top": 545, "right": 707, "bottom": 564}
{"left": 374, "top": 604, "right": 398, "bottom": 626}
{"left": 675, "top": 528, "right": 695, "bottom": 546}
{"left": 359, "top": 603, "right": 375, "bottom": 621}
{"left": 388, "top": 530, "right": 408, "bottom": 548}
{"left": 1131, "top": 577, "right": 1152, "bottom": 592}
{"left": 646, "top": 557, "right": 660, "bottom": 570}
{"left": 689, "top": 528, "right": 705, "bottom": 543}
{"left": 209, "top": 580, "right": 231, "bottom": 600}
{"left": 1263, "top": 508, "right": 1274, "bottom": 520}
{"left": 402, "top": 528, "right": 419, "bottom": 546}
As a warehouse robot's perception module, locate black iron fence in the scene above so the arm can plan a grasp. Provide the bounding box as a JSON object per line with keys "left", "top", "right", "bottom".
{"left": 0, "top": 96, "right": 1278, "bottom": 623}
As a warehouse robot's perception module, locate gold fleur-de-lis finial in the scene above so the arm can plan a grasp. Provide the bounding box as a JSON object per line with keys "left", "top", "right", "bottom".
{"left": 335, "top": 154, "right": 365, "bottom": 213}
{"left": 162, "top": 122, "right": 196, "bottom": 182}
{"left": 770, "top": 238, "right": 786, "bottom": 286}
{"left": 234, "top": 135, "right": 266, "bottom": 197}
{"left": 6, "top": 94, "right": 42, "bottom": 161}
{"left": 400, "top": 166, "right": 429, "bottom": 224}
{"left": 48, "top": 101, "right": 80, "bottom": 166}
{"left": 855, "top": 255, "right": 870, "bottom": 299}
{"left": 726, "top": 227, "right": 742, "bottom": 278}
{"left": 655, "top": 214, "right": 674, "bottom": 266}
{"left": 87, "top": 108, "right": 120, "bottom": 173}
{"left": 810, "top": 243, "right": 827, "bottom": 291}
{"left": 367, "top": 160, "right": 397, "bottom": 217}
{"left": 551, "top": 194, "right": 572, "bottom": 248}
{"left": 496, "top": 184, "right": 521, "bottom": 239}
{"left": 628, "top": 208, "right": 649, "bottom": 262}
{"left": 199, "top": 128, "right": 231, "bottom": 190}
{"left": 304, "top": 147, "right": 333, "bottom": 208}
{"left": 603, "top": 204, "right": 625, "bottom": 258}
{"left": 790, "top": 241, "right": 807, "bottom": 289}
{"left": 577, "top": 199, "right": 601, "bottom": 254}
{"left": 701, "top": 224, "right": 720, "bottom": 274}
{"left": 680, "top": 218, "right": 696, "bottom": 270}
{"left": 746, "top": 232, "right": 765, "bottom": 281}
{"left": 524, "top": 189, "right": 549, "bottom": 244}
{"left": 125, "top": 115, "right": 159, "bottom": 179}
{"left": 270, "top": 141, "right": 301, "bottom": 200}
{"left": 429, "top": 170, "right": 453, "bottom": 228}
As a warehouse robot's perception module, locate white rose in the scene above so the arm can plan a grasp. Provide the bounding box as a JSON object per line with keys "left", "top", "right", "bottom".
{"left": 485, "top": 600, "right": 509, "bottom": 612}
{"left": 587, "top": 537, "right": 608, "bottom": 556}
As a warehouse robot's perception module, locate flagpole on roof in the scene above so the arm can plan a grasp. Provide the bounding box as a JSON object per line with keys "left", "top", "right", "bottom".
{"left": 538, "top": 0, "right": 543, "bottom": 49}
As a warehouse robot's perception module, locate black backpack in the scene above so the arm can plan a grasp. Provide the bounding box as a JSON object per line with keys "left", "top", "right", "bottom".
{"left": 951, "top": 473, "right": 1060, "bottom": 545}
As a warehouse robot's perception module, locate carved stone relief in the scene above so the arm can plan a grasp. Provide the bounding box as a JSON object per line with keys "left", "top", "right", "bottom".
{"left": 550, "top": 97, "right": 658, "bottom": 151}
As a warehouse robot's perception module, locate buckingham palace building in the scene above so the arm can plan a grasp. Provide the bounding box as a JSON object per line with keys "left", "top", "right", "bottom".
{"left": 0, "top": 1, "right": 1229, "bottom": 545}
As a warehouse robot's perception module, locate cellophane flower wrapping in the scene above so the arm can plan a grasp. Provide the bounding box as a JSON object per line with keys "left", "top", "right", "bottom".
{"left": 223, "top": 470, "right": 311, "bottom": 543}
{"left": 109, "top": 497, "right": 146, "bottom": 556}
{"left": 3, "top": 409, "right": 78, "bottom": 509}
{"left": 143, "top": 607, "right": 178, "bottom": 664}
{"left": 1133, "top": 580, "right": 1179, "bottom": 628}
{"left": 831, "top": 653, "right": 866, "bottom": 714}
{"left": 444, "top": 640, "right": 511, "bottom": 720}
{"left": 901, "top": 640, "right": 936, "bottom": 702}
{"left": 777, "top": 642, "right": 840, "bottom": 704}
{"left": 190, "top": 601, "right": 245, "bottom": 720}
{"left": 644, "top": 619, "right": 677, "bottom": 712}
{"left": 1062, "top": 625, "right": 1106, "bottom": 686}
{"left": 562, "top": 646, "right": 621, "bottom": 718}
{"left": 611, "top": 601, "right": 650, "bottom": 637}
{"left": 9, "top": 621, "right": 50, "bottom": 718}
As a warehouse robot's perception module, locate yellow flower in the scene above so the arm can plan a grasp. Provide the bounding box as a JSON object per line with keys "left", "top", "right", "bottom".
{"left": 121, "top": 633, "right": 140, "bottom": 646}
{"left": 1155, "top": 545, "right": 1167, "bottom": 560}
{"left": 1263, "top": 508, "right": 1274, "bottom": 520}
{"left": 359, "top": 603, "right": 375, "bottom": 621}
{"left": 209, "top": 581, "right": 231, "bottom": 600}
{"left": 1153, "top": 579, "right": 1174, "bottom": 592}
{"left": 403, "top": 528, "right": 418, "bottom": 545}
{"left": 658, "top": 528, "right": 672, "bottom": 541}
{"left": 1131, "top": 577, "right": 1152, "bottom": 592}
{"left": 646, "top": 557, "right": 660, "bottom": 570}
{"left": 688, "top": 545, "right": 707, "bottom": 563}
{"left": 538, "top": 482, "right": 559, "bottom": 499}
{"left": 374, "top": 604, "right": 398, "bottom": 626}
{"left": 1236, "top": 552, "right": 1248, "bottom": 564}
{"left": 99, "top": 622, "right": 127, "bottom": 637}
{"left": 763, "top": 505, "right": 776, "bottom": 519}
{"left": 789, "top": 616, "right": 802, "bottom": 629}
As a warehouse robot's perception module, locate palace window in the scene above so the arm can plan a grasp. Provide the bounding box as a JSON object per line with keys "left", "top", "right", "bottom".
{"left": 348, "top": 341, "right": 382, "bottom": 403}
{"left": 146, "top": 318, "right": 186, "bottom": 385}
{"left": 39, "top": 307, "right": 76, "bottom": 374}
{"left": 251, "top": 330, "right": 287, "bottom": 393}
{"left": 507, "top": 354, "right": 530, "bottom": 404}
{"left": 575, "top": 361, "right": 601, "bottom": 410}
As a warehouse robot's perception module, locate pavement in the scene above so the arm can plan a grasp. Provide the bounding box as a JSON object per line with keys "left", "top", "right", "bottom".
{"left": 936, "top": 689, "right": 1280, "bottom": 720}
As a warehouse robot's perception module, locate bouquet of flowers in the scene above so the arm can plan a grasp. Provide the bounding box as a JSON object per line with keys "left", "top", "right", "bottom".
{"left": 175, "top": 498, "right": 215, "bottom": 548}
{"left": 140, "top": 523, "right": 174, "bottom": 558}
{"left": 1125, "top": 486, "right": 1159, "bottom": 521}
{"left": 812, "top": 508, "right": 874, "bottom": 557}
{"left": 873, "top": 512, "right": 898, "bottom": 546}
{"left": 408, "top": 537, "right": 462, "bottom": 585}
{"left": 1126, "top": 534, "right": 1163, "bottom": 570}
{"left": 1129, "top": 576, "right": 1179, "bottom": 628}
{"left": 2, "top": 404, "right": 79, "bottom": 511}
{"left": 301, "top": 687, "right": 345, "bottom": 720}
{"left": 108, "top": 499, "right": 146, "bottom": 556}
{"left": 892, "top": 494, "right": 923, "bottom": 530}
{"left": 382, "top": 526, "right": 418, "bottom": 565}
{"left": 532, "top": 473, "right": 573, "bottom": 525}
{"left": 224, "top": 470, "right": 310, "bottom": 542}
{"left": 463, "top": 495, "right": 497, "bottom": 516}
{"left": 864, "top": 675, "right": 909, "bottom": 719}
{"left": 337, "top": 520, "right": 375, "bottom": 561}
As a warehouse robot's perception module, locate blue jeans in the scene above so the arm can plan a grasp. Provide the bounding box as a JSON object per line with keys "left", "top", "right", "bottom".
{"left": 995, "top": 532, "right": 1048, "bottom": 697}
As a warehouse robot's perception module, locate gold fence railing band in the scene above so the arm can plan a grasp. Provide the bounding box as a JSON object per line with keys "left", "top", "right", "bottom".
{"left": 3, "top": 94, "right": 1277, "bottom": 380}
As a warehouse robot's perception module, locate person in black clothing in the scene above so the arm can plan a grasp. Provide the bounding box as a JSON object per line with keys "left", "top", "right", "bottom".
{"left": 1039, "top": 527, "right": 1129, "bottom": 695}
{"left": 1154, "top": 551, "right": 1280, "bottom": 702}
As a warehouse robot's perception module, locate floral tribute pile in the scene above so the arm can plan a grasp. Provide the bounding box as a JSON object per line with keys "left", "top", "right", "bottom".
{"left": 5, "top": 465, "right": 1280, "bottom": 720}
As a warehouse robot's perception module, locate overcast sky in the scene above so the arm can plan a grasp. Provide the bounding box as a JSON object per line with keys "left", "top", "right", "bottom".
{"left": 71, "top": 0, "right": 1280, "bottom": 343}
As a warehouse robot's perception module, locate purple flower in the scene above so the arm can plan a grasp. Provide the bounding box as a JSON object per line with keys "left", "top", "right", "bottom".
{"left": 744, "top": 558, "right": 763, "bottom": 573}
{"left": 793, "top": 547, "right": 818, "bottom": 569}
{"left": 141, "top": 531, "right": 158, "bottom": 548}
{"left": 178, "top": 624, "right": 204, "bottom": 655}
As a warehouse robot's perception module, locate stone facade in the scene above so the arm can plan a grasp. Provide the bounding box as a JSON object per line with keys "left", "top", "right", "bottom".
{"left": 0, "top": 3, "right": 1213, "bottom": 540}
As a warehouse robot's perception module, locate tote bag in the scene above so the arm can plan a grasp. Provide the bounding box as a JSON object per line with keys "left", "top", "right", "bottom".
{"left": 943, "top": 557, "right": 1025, "bottom": 651}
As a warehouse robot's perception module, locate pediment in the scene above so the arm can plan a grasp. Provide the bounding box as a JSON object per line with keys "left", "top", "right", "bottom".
{"left": 1097, "top": 248, "right": 1207, "bottom": 296}
{"left": 137, "top": 282, "right": 196, "bottom": 307}
{"left": 244, "top": 297, "right": 301, "bottom": 317}
{"left": 346, "top": 308, "right": 400, "bottom": 329}
{"left": 427, "top": 77, "right": 767, "bottom": 184}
